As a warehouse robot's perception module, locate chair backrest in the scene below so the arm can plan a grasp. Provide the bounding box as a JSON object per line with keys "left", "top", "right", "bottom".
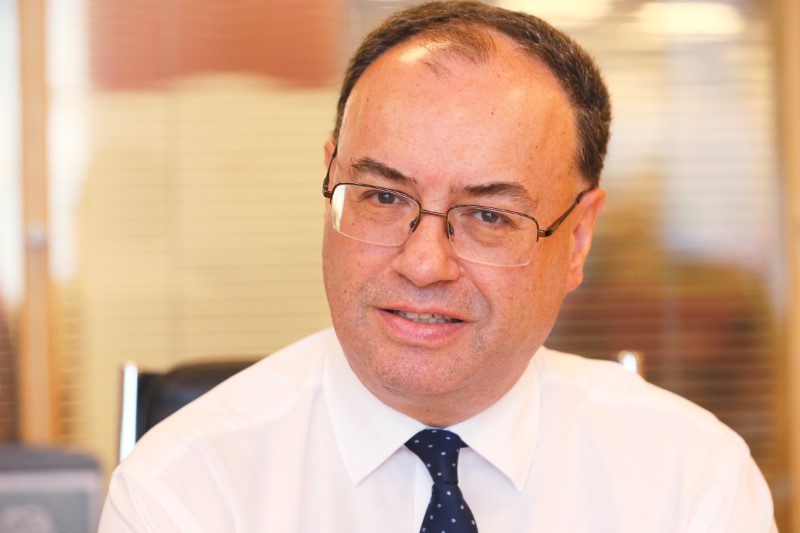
{"left": 616, "top": 350, "right": 646, "bottom": 378}
{"left": 119, "top": 359, "right": 256, "bottom": 462}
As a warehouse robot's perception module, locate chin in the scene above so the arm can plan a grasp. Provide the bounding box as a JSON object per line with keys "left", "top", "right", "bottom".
{"left": 372, "top": 353, "right": 473, "bottom": 395}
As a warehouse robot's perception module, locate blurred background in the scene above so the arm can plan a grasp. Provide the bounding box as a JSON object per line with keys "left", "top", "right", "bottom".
{"left": 0, "top": 0, "right": 798, "bottom": 530}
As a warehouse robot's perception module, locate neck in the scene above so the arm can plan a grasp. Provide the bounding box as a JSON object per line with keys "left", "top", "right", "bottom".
{"left": 356, "top": 361, "right": 528, "bottom": 428}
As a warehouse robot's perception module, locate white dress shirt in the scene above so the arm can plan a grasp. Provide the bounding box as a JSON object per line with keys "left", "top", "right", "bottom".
{"left": 100, "top": 328, "right": 777, "bottom": 532}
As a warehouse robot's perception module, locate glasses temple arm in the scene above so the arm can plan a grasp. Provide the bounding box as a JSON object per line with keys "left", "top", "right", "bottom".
{"left": 538, "top": 188, "right": 591, "bottom": 238}
{"left": 322, "top": 145, "right": 338, "bottom": 198}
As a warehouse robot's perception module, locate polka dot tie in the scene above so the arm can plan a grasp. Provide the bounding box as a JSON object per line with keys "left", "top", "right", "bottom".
{"left": 405, "top": 429, "right": 479, "bottom": 533}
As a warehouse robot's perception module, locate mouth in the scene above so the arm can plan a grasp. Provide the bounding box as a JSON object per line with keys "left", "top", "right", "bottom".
{"left": 387, "top": 310, "right": 463, "bottom": 324}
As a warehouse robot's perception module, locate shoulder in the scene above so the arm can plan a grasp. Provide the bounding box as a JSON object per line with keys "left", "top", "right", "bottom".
{"left": 531, "top": 347, "right": 775, "bottom": 531}
{"left": 119, "top": 328, "right": 340, "bottom": 475}
{"left": 102, "top": 329, "right": 345, "bottom": 529}
{"left": 533, "top": 346, "right": 751, "bottom": 462}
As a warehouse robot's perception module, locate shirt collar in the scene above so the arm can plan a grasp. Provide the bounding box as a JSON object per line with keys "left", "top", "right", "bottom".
{"left": 449, "top": 349, "right": 542, "bottom": 493}
{"left": 323, "top": 336, "right": 424, "bottom": 484}
{"left": 323, "top": 332, "right": 542, "bottom": 492}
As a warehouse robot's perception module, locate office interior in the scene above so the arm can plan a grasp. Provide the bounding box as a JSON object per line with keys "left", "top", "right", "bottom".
{"left": 0, "top": 0, "right": 798, "bottom": 530}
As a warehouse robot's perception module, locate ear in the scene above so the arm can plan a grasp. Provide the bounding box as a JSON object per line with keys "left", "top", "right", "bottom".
{"left": 564, "top": 187, "right": 606, "bottom": 293}
{"left": 324, "top": 140, "right": 336, "bottom": 168}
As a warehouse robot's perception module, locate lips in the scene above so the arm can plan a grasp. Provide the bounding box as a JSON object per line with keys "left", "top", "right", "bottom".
{"left": 387, "top": 310, "right": 463, "bottom": 324}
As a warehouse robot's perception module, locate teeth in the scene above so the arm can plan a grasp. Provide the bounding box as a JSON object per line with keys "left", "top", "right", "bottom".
{"left": 393, "top": 311, "right": 460, "bottom": 324}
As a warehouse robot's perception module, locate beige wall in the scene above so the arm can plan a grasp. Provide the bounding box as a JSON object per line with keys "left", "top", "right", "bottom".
{"left": 57, "top": 76, "right": 337, "bottom": 471}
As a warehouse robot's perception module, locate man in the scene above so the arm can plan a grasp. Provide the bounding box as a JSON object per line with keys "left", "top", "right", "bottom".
{"left": 100, "top": 2, "right": 777, "bottom": 531}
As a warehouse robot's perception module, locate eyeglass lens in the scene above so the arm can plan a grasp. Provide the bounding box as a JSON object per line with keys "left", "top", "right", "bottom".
{"left": 329, "top": 183, "right": 539, "bottom": 267}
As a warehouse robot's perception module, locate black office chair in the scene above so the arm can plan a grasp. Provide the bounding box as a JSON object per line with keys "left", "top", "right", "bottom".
{"left": 118, "top": 359, "right": 256, "bottom": 462}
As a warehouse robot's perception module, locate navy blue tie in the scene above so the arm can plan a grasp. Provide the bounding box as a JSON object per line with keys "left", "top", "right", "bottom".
{"left": 405, "top": 429, "right": 478, "bottom": 533}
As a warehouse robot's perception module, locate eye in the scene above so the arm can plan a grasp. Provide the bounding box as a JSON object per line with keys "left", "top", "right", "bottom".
{"left": 478, "top": 210, "right": 503, "bottom": 224}
{"left": 454, "top": 206, "right": 523, "bottom": 231}
{"left": 377, "top": 191, "right": 399, "bottom": 204}
{"left": 471, "top": 209, "right": 511, "bottom": 226}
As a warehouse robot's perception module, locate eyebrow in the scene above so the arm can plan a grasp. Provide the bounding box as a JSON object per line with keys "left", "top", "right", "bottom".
{"left": 349, "top": 156, "right": 538, "bottom": 209}
{"left": 351, "top": 157, "right": 415, "bottom": 186}
{"left": 460, "top": 182, "right": 538, "bottom": 208}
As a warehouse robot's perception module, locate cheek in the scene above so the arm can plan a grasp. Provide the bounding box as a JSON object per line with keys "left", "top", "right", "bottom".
{"left": 470, "top": 267, "right": 535, "bottom": 324}
{"left": 322, "top": 228, "right": 350, "bottom": 309}
{"left": 471, "top": 247, "right": 569, "bottom": 338}
{"left": 526, "top": 241, "right": 572, "bottom": 321}
{"left": 322, "top": 229, "right": 391, "bottom": 308}
{"left": 510, "top": 278, "right": 540, "bottom": 328}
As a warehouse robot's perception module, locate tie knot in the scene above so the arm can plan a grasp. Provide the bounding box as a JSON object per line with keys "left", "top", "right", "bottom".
{"left": 405, "top": 429, "right": 466, "bottom": 484}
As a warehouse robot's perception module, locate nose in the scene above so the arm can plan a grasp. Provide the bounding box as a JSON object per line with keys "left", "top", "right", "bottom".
{"left": 391, "top": 211, "right": 462, "bottom": 287}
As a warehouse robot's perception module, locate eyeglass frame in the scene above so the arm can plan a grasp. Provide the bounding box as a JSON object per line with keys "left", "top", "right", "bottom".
{"left": 321, "top": 145, "right": 591, "bottom": 253}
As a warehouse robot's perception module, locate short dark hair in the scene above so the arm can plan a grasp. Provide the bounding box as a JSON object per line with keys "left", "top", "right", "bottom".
{"left": 333, "top": 0, "right": 612, "bottom": 187}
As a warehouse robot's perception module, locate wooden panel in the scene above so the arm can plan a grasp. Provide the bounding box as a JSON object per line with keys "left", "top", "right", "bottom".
{"left": 18, "top": 0, "right": 57, "bottom": 443}
{"left": 777, "top": 0, "right": 800, "bottom": 529}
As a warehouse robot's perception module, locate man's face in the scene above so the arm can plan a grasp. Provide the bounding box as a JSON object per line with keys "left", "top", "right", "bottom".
{"left": 322, "top": 34, "right": 605, "bottom": 426}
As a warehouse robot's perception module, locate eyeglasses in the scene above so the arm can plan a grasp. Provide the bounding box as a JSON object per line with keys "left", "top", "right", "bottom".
{"left": 321, "top": 147, "right": 590, "bottom": 267}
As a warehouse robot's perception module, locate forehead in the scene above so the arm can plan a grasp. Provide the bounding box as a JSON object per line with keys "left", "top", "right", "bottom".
{"left": 338, "top": 33, "right": 578, "bottom": 196}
